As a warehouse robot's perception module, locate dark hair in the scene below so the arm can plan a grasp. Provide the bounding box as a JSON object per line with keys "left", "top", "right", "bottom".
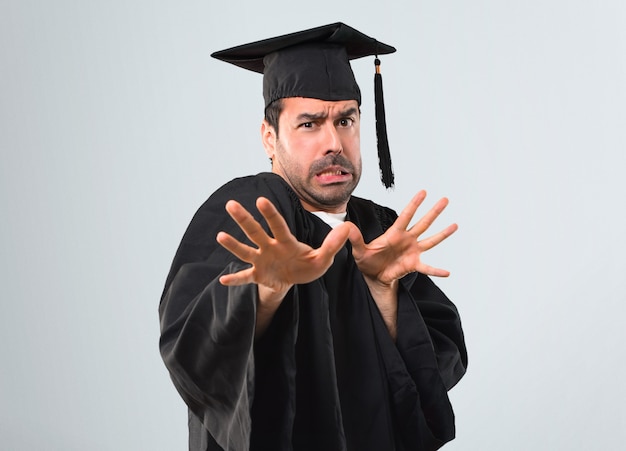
{"left": 264, "top": 98, "right": 283, "bottom": 137}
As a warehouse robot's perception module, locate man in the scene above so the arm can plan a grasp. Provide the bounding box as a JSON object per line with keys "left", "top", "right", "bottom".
{"left": 159, "top": 23, "right": 467, "bottom": 451}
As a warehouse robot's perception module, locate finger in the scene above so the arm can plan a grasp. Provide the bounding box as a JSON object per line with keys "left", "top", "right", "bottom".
{"left": 345, "top": 222, "right": 366, "bottom": 253}
{"left": 225, "top": 200, "right": 271, "bottom": 247}
{"left": 409, "top": 196, "right": 450, "bottom": 237}
{"left": 219, "top": 267, "right": 255, "bottom": 286}
{"left": 394, "top": 190, "right": 427, "bottom": 231}
{"left": 417, "top": 223, "right": 458, "bottom": 251}
{"left": 417, "top": 263, "right": 451, "bottom": 278}
{"left": 256, "top": 197, "right": 293, "bottom": 242}
{"left": 319, "top": 222, "right": 352, "bottom": 257}
{"left": 216, "top": 231, "right": 258, "bottom": 262}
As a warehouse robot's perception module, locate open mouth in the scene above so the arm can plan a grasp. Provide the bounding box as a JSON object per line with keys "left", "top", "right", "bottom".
{"left": 315, "top": 167, "right": 352, "bottom": 184}
{"left": 318, "top": 170, "right": 348, "bottom": 177}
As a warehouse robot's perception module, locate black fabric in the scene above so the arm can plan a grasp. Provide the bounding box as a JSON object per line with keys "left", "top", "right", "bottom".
{"left": 261, "top": 43, "right": 361, "bottom": 108}
{"left": 210, "top": 22, "right": 395, "bottom": 108}
{"left": 159, "top": 172, "right": 467, "bottom": 451}
{"left": 211, "top": 22, "right": 395, "bottom": 74}
{"left": 374, "top": 59, "right": 394, "bottom": 188}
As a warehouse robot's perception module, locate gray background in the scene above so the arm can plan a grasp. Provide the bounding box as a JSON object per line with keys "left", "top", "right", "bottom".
{"left": 1, "top": 0, "right": 625, "bottom": 449}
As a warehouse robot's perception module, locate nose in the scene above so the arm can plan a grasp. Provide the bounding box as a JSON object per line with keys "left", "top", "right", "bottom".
{"left": 323, "top": 124, "right": 343, "bottom": 155}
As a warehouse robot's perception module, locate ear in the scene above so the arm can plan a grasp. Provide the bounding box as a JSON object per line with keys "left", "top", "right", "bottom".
{"left": 261, "top": 120, "right": 277, "bottom": 159}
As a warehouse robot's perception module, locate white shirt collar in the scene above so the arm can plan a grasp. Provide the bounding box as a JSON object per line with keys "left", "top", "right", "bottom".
{"left": 310, "top": 211, "right": 347, "bottom": 228}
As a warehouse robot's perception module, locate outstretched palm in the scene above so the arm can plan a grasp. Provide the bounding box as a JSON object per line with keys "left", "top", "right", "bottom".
{"left": 217, "top": 197, "right": 351, "bottom": 293}
{"left": 348, "top": 190, "right": 458, "bottom": 285}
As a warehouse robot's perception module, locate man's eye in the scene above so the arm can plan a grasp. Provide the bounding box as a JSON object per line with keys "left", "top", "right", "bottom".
{"left": 300, "top": 122, "right": 313, "bottom": 128}
{"left": 339, "top": 118, "right": 353, "bottom": 127}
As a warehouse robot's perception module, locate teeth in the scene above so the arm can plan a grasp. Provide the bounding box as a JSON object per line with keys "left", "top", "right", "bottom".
{"left": 320, "top": 171, "right": 343, "bottom": 176}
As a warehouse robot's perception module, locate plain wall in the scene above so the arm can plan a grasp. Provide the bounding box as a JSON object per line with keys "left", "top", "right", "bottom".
{"left": 1, "top": 1, "right": 625, "bottom": 449}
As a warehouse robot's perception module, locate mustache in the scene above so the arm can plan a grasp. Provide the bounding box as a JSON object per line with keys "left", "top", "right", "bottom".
{"left": 309, "top": 154, "right": 355, "bottom": 175}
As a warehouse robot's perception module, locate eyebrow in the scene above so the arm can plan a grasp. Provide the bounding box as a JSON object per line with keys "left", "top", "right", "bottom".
{"left": 340, "top": 107, "right": 359, "bottom": 117}
{"left": 296, "top": 111, "right": 327, "bottom": 122}
{"left": 296, "top": 107, "right": 359, "bottom": 122}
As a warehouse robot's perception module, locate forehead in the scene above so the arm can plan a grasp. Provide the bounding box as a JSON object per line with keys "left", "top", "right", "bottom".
{"left": 281, "top": 97, "right": 360, "bottom": 116}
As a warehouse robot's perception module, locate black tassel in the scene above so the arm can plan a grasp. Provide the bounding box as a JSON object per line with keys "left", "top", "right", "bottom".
{"left": 374, "top": 57, "right": 394, "bottom": 189}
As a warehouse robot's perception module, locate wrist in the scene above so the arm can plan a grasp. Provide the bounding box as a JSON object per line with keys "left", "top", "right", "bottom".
{"left": 364, "top": 277, "right": 398, "bottom": 301}
{"left": 255, "top": 283, "right": 292, "bottom": 339}
{"left": 258, "top": 283, "right": 292, "bottom": 306}
{"left": 363, "top": 277, "right": 398, "bottom": 341}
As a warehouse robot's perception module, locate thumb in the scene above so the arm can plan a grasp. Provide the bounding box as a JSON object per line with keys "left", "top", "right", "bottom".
{"left": 320, "top": 222, "right": 351, "bottom": 256}
{"left": 344, "top": 221, "right": 365, "bottom": 251}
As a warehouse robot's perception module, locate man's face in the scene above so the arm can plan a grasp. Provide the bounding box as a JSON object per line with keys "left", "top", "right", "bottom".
{"left": 262, "top": 97, "right": 362, "bottom": 213}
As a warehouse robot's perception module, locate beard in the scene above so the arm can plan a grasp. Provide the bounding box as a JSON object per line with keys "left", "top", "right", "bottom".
{"left": 294, "top": 153, "right": 361, "bottom": 210}
{"left": 273, "top": 138, "right": 362, "bottom": 211}
{"left": 308, "top": 154, "right": 357, "bottom": 179}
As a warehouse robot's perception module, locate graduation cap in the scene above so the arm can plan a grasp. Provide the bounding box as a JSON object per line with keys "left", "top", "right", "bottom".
{"left": 211, "top": 22, "right": 396, "bottom": 188}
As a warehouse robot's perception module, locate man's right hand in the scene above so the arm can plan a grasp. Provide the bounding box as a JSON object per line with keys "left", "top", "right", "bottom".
{"left": 216, "top": 197, "right": 351, "bottom": 336}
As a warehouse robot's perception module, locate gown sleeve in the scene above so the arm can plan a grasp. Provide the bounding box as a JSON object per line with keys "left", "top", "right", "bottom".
{"left": 158, "top": 174, "right": 299, "bottom": 451}
{"left": 349, "top": 197, "right": 468, "bottom": 450}
{"left": 397, "top": 272, "right": 467, "bottom": 448}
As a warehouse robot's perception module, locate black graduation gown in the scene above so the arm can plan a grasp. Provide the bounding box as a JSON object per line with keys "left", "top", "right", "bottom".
{"left": 159, "top": 173, "right": 467, "bottom": 451}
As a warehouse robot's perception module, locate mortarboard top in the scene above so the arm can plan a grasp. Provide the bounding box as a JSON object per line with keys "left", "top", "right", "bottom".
{"left": 211, "top": 22, "right": 395, "bottom": 108}
{"left": 211, "top": 22, "right": 397, "bottom": 188}
{"left": 210, "top": 22, "right": 396, "bottom": 74}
